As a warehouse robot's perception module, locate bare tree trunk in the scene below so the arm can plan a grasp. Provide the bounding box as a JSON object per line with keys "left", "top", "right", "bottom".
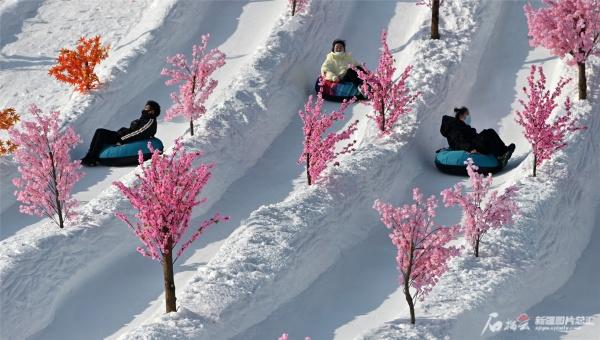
{"left": 533, "top": 153, "right": 537, "bottom": 177}
{"left": 306, "top": 154, "right": 312, "bottom": 185}
{"left": 49, "top": 151, "right": 65, "bottom": 228}
{"left": 578, "top": 62, "right": 587, "bottom": 100}
{"left": 404, "top": 276, "right": 416, "bottom": 324}
{"left": 431, "top": 0, "right": 440, "bottom": 40}
{"left": 189, "top": 120, "right": 194, "bottom": 136}
{"left": 474, "top": 236, "right": 480, "bottom": 257}
{"left": 291, "top": 0, "right": 296, "bottom": 16}
{"left": 162, "top": 237, "right": 177, "bottom": 313}
{"left": 380, "top": 99, "right": 386, "bottom": 132}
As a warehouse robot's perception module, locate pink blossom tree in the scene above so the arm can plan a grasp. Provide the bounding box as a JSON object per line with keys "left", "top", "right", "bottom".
{"left": 9, "top": 104, "right": 83, "bottom": 228}
{"left": 524, "top": 0, "right": 600, "bottom": 100}
{"left": 373, "top": 188, "right": 460, "bottom": 324}
{"left": 161, "top": 34, "right": 226, "bottom": 136}
{"left": 515, "top": 65, "right": 586, "bottom": 177}
{"left": 289, "top": 0, "right": 309, "bottom": 16}
{"left": 298, "top": 89, "right": 358, "bottom": 185}
{"left": 355, "top": 30, "right": 419, "bottom": 135}
{"left": 441, "top": 159, "right": 519, "bottom": 258}
{"left": 417, "top": 0, "right": 444, "bottom": 39}
{"left": 279, "top": 333, "right": 310, "bottom": 340}
{"left": 114, "top": 140, "right": 228, "bottom": 313}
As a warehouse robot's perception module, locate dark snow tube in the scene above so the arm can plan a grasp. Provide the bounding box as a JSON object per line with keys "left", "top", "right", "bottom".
{"left": 98, "top": 137, "right": 164, "bottom": 166}
{"left": 314, "top": 77, "right": 364, "bottom": 102}
{"left": 434, "top": 148, "right": 503, "bottom": 176}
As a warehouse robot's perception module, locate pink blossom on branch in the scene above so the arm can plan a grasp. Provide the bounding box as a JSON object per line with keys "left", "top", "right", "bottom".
{"left": 441, "top": 159, "right": 519, "bottom": 257}
{"left": 524, "top": 0, "right": 600, "bottom": 99}
{"left": 514, "top": 65, "right": 586, "bottom": 177}
{"left": 373, "top": 188, "right": 460, "bottom": 324}
{"left": 278, "top": 333, "right": 310, "bottom": 340}
{"left": 9, "top": 104, "right": 83, "bottom": 228}
{"left": 297, "top": 89, "right": 358, "bottom": 185}
{"left": 114, "top": 139, "right": 228, "bottom": 312}
{"left": 161, "top": 34, "right": 226, "bottom": 135}
{"left": 288, "top": 0, "right": 309, "bottom": 16}
{"left": 354, "top": 30, "right": 419, "bottom": 135}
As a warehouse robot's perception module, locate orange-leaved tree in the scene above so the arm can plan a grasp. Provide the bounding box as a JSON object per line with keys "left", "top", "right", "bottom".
{"left": 49, "top": 36, "right": 110, "bottom": 93}
{"left": 0, "top": 107, "right": 20, "bottom": 156}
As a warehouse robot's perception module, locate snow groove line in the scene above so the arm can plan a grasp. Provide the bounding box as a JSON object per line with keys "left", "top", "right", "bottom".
{"left": 0, "top": 2, "right": 350, "bottom": 340}
{"left": 120, "top": 1, "right": 485, "bottom": 339}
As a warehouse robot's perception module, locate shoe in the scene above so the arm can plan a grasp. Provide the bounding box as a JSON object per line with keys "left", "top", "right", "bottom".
{"left": 80, "top": 157, "right": 98, "bottom": 167}
{"left": 497, "top": 143, "right": 515, "bottom": 168}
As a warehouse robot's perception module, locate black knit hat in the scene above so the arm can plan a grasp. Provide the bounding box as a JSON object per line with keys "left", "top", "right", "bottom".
{"left": 331, "top": 39, "right": 346, "bottom": 52}
{"left": 146, "top": 100, "right": 161, "bottom": 116}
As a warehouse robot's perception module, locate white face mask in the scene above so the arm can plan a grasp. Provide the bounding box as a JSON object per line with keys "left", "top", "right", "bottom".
{"left": 464, "top": 115, "right": 471, "bottom": 125}
{"left": 333, "top": 51, "right": 345, "bottom": 56}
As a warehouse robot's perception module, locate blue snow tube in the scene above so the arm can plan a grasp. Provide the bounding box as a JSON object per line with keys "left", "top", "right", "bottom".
{"left": 434, "top": 148, "right": 503, "bottom": 175}
{"left": 314, "top": 76, "right": 364, "bottom": 102}
{"left": 98, "top": 137, "right": 164, "bottom": 166}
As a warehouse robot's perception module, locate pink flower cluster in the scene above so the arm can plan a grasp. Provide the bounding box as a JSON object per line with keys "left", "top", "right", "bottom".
{"left": 278, "top": 333, "right": 310, "bottom": 340}
{"left": 373, "top": 188, "right": 460, "bottom": 300}
{"left": 114, "top": 139, "right": 228, "bottom": 261}
{"left": 10, "top": 104, "right": 83, "bottom": 228}
{"left": 355, "top": 30, "right": 419, "bottom": 135}
{"left": 524, "top": 0, "right": 600, "bottom": 66}
{"left": 441, "top": 159, "right": 519, "bottom": 257}
{"left": 161, "top": 34, "right": 226, "bottom": 130}
{"left": 288, "top": 0, "right": 309, "bottom": 16}
{"left": 515, "top": 65, "right": 586, "bottom": 174}
{"left": 298, "top": 91, "right": 358, "bottom": 185}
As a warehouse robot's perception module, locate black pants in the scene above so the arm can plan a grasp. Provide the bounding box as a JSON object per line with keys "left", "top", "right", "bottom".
{"left": 341, "top": 67, "right": 364, "bottom": 87}
{"left": 476, "top": 129, "right": 508, "bottom": 157}
{"left": 84, "top": 128, "right": 121, "bottom": 160}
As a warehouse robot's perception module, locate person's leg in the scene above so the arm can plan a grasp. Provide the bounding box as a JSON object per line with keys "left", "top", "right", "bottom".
{"left": 85, "top": 128, "right": 121, "bottom": 160}
{"left": 341, "top": 68, "right": 363, "bottom": 86}
{"left": 478, "top": 129, "right": 507, "bottom": 157}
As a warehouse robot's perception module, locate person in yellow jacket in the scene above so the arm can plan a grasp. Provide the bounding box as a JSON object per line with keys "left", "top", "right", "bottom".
{"left": 320, "top": 39, "right": 365, "bottom": 86}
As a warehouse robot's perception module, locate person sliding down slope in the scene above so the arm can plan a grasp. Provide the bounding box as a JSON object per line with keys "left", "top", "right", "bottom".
{"left": 80, "top": 100, "right": 160, "bottom": 166}
{"left": 321, "top": 39, "right": 366, "bottom": 88}
{"left": 440, "top": 106, "right": 515, "bottom": 167}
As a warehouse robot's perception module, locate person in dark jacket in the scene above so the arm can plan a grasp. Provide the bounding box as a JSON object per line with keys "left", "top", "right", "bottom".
{"left": 80, "top": 100, "right": 160, "bottom": 166}
{"left": 440, "top": 106, "right": 515, "bottom": 166}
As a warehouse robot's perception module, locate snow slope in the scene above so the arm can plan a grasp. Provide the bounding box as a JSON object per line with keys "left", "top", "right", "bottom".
{"left": 358, "top": 2, "right": 600, "bottom": 339}
{"left": 120, "top": 0, "right": 493, "bottom": 339}
{"left": 1, "top": 0, "right": 598, "bottom": 339}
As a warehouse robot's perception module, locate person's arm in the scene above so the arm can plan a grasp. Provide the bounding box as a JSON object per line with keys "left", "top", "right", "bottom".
{"left": 120, "top": 118, "right": 155, "bottom": 143}
{"left": 321, "top": 55, "right": 339, "bottom": 82}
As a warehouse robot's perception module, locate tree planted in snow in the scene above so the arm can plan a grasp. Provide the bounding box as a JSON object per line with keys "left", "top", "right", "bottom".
{"left": 289, "top": 0, "right": 309, "bottom": 16}
{"left": 114, "top": 140, "right": 228, "bottom": 313}
{"left": 0, "top": 107, "right": 20, "bottom": 156}
{"left": 48, "top": 35, "right": 110, "bottom": 93}
{"left": 298, "top": 89, "right": 358, "bottom": 185}
{"left": 355, "top": 30, "right": 419, "bottom": 135}
{"left": 373, "top": 188, "right": 460, "bottom": 324}
{"left": 441, "top": 159, "right": 519, "bottom": 258}
{"left": 524, "top": 0, "right": 600, "bottom": 100}
{"left": 515, "top": 65, "right": 586, "bottom": 177}
{"left": 417, "top": 0, "right": 444, "bottom": 39}
{"left": 9, "top": 105, "right": 83, "bottom": 228}
{"left": 161, "top": 34, "right": 226, "bottom": 136}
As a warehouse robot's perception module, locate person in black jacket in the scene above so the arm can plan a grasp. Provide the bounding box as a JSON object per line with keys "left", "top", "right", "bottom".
{"left": 440, "top": 106, "right": 515, "bottom": 166}
{"left": 80, "top": 100, "right": 160, "bottom": 166}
